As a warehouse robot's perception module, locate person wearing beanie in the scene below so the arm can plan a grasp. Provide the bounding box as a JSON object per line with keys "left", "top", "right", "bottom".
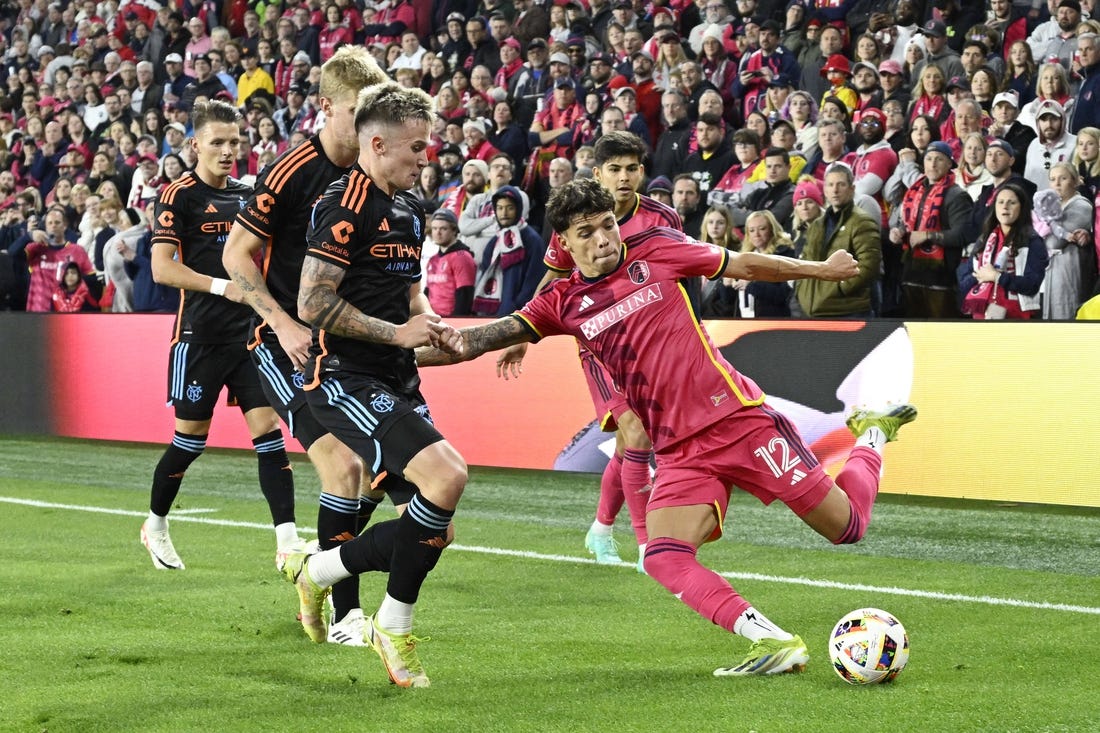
{"left": 646, "top": 175, "right": 673, "bottom": 206}
{"left": 796, "top": 163, "right": 881, "bottom": 319}
{"left": 440, "top": 158, "right": 490, "bottom": 219}
{"left": 843, "top": 107, "right": 897, "bottom": 230}
{"left": 424, "top": 208, "right": 477, "bottom": 317}
{"left": 472, "top": 184, "right": 546, "bottom": 316}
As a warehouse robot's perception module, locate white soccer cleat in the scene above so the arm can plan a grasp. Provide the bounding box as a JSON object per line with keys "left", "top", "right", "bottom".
{"left": 327, "top": 607, "right": 368, "bottom": 647}
{"left": 141, "top": 521, "right": 185, "bottom": 570}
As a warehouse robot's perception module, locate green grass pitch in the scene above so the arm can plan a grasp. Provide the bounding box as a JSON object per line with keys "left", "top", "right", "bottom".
{"left": 1, "top": 437, "right": 1098, "bottom": 732}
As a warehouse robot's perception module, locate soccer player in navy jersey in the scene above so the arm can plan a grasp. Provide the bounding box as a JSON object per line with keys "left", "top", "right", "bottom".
{"left": 534, "top": 130, "right": 684, "bottom": 572}
{"left": 280, "top": 83, "right": 465, "bottom": 689}
{"left": 223, "top": 47, "right": 392, "bottom": 647}
{"left": 141, "top": 100, "right": 305, "bottom": 570}
{"left": 419, "top": 178, "right": 917, "bottom": 676}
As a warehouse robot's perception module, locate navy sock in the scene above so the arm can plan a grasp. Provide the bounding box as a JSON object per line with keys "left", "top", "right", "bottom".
{"left": 318, "top": 492, "right": 360, "bottom": 622}
{"left": 254, "top": 430, "right": 295, "bottom": 526}
{"left": 149, "top": 432, "right": 206, "bottom": 516}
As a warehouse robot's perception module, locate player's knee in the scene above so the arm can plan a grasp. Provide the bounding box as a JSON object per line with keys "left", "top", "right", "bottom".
{"left": 246, "top": 409, "right": 281, "bottom": 438}
{"left": 832, "top": 523, "right": 866, "bottom": 545}
{"left": 831, "top": 507, "right": 867, "bottom": 545}
{"left": 618, "top": 414, "right": 651, "bottom": 450}
{"left": 426, "top": 463, "right": 467, "bottom": 502}
{"left": 332, "top": 455, "right": 363, "bottom": 498}
{"left": 642, "top": 538, "right": 695, "bottom": 592}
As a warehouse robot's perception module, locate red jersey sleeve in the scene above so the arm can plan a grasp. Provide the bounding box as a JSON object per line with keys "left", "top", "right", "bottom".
{"left": 542, "top": 231, "right": 575, "bottom": 272}
{"left": 515, "top": 279, "right": 569, "bottom": 340}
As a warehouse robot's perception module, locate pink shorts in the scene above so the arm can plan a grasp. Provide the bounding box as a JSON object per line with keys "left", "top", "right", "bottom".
{"left": 648, "top": 402, "right": 834, "bottom": 541}
{"left": 579, "top": 349, "right": 630, "bottom": 431}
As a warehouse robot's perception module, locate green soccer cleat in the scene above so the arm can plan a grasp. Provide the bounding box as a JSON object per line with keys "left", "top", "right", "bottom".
{"left": 845, "top": 404, "right": 918, "bottom": 443}
{"left": 282, "top": 552, "right": 330, "bottom": 643}
{"left": 584, "top": 528, "right": 622, "bottom": 564}
{"left": 366, "top": 614, "right": 431, "bottom": 688}
{"left": 275, "top": 537, "right": 318, "bottom": 574}
{"left": 713, "top": 635, "right": 810, "bottom": 676}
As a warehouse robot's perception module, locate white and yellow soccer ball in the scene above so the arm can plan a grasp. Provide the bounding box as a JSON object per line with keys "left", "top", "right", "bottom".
{"left": 828, "top": 608, "right": 910, "bottom": 684}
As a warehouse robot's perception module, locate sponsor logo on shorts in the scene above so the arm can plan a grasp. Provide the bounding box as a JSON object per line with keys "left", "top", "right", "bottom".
{"left": 580, "top": 284, "right": 662, "bottom": 339}
{"left": 370, "top": 393, "right": 395, "bottom": 413}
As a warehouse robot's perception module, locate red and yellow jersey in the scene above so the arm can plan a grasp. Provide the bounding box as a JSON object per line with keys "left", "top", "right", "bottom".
{"left": 518, "top": 227, "right": 765, "bottom": 452}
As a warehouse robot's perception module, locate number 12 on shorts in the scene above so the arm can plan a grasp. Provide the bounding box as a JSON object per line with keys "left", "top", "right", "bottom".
{"left": 753, "top": 437, "right": 807, "bottom": 485}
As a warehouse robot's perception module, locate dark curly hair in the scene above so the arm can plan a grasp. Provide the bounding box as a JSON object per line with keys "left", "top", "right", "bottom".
{"left": 546, "top": 178, "right": 615, "bottom": 236}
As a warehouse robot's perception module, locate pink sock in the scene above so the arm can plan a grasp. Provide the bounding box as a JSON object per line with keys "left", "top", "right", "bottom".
{"left": 643, "top": 538, "right": 750, "bottom": 632}
{"left": 834, "top": 446, "right": 883, "bottom": 544}
{"left": 596, "top": 454, "right": 625, "bottom": 525}
{"left": 620, "top": 448, "right": 651, "bottom": 544}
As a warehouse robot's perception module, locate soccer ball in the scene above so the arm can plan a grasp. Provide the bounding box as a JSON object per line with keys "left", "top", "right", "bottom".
{"left": 828, "top": 608, "right": 909, "bottom": 685}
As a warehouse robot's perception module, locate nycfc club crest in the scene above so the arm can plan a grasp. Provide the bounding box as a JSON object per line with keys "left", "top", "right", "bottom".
{"left": 628, "top": 261, "right": 651, "bottom": 284}
{"left": 370, "top": 392, "right": 395, "bottom": 413}
{"left": 415, "top": 403, "right": 434, "bottom": 425}
{"left": 412, "top": 216, "right": 422, "bottom": 240}
{"left": 186, "top": 382, "right": 203, "bottom": 403}
{"left": 292, "top": 372, "right": 306, "bottom": 389}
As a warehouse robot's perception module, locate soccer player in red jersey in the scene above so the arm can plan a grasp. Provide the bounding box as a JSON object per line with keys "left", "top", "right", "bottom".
{"left": 534, "top": 131, "right": 683, "bottom": 572}
{"left": 141, "top": 100, "right": 305, "bottom": 570}
{"left": 420, "top": 178, "right": 917, "bottom": 676}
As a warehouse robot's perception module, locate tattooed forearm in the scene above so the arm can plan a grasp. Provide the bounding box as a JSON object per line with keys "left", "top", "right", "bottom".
{"left": 461, "top": 317, "right": 530, "bottom": 359}
{"left": 415, "top": 345, "right": 460, "bottom": 366}
{"left": 312, "top": 295, "right": 348, "bottom": 331}
{"left": 299, "top": 256, "right": 401, "bottom": 343}
{"left": 226, "top": 263, "right": 274, "bottom": 318}
{"left": 416, "top": 317, "right": 529, "bottom": 367}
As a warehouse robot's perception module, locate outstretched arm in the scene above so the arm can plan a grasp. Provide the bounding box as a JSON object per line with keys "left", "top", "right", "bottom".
{"left": 299, "top": 255, "right": 452, "bottom": 349}
{"left": 724, "top": 248, "right": 858, "bottom": 283}
{"left": 416, "top": 316, "right": 532, "bottom": 367}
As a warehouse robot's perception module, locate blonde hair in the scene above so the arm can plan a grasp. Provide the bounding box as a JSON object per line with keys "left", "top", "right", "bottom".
{"left": 320, "top": 45, "right": 388, "bottom": 102}
{"left": 1036, "top": 62, "right": 1070, "bottom": 98}
{"left": 1048, "top": 160, "right": 1079, "bottom": 186}
{"left": 742, "top": 210, "right": 793, "bottom": 254}
{"left": 355, "top": 83, "right": 434, "bottom": 132}
{"left": 1073, "top": 126, "right": 1100, "bottom": 179}
{"left": 699, "top": 206, "right": 740, "bottom": 250}
{"left": 912, "top": 64, "right": 944, "bottom": 98}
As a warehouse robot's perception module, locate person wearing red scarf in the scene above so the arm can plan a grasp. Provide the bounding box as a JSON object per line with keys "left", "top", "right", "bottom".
{"left": 527, "top": 77, "right": 585, "bottom": 181}
{"left": 494, "top": 37, "right": 526, "bottom": 90}
{"left": 888, "top": 141, "right": 971, "bottom": 317}
{"left": 958, "top": 183, "right": 1048, "bottom": 319}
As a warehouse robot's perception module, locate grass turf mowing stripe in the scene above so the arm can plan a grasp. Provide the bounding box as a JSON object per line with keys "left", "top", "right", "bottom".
{"left": 5, "top": 494, "right": 1098, "bottom": 617}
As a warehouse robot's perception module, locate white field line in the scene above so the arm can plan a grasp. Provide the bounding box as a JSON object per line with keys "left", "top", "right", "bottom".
{"left": 4, "top": 495, "right": 1098, "bottom": 616}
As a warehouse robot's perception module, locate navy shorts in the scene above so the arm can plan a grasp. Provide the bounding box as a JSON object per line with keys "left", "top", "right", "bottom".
{"left": 166, "top": 340, "right": 270, "bottom": 421}
{"left": 249, "top": 326, "right": 327, "bottom": 449}
{"left": 305, "top": 372, "right": 444, "bottom": 482}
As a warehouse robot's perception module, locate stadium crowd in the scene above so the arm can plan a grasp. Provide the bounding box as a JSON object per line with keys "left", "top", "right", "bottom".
{"left": 2, "top": 0, "right": 1100, "bottom": 318}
